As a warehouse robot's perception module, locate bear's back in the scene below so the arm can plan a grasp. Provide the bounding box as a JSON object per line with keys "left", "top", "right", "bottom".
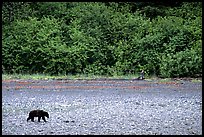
{"left": 29, "top": 109, "right": 44, "bottom": 116}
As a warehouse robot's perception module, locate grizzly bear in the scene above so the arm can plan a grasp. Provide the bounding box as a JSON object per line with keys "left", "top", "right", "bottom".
{"left": 27, "top": 110, "right": 49, "bottom": 122}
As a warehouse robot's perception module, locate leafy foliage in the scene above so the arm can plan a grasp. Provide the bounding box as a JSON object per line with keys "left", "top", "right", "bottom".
{"left": 160, "top": 49, "right": 202, "bottom": 78}
{"left": 2, "top": 2, "right": 202, "bottom": 78}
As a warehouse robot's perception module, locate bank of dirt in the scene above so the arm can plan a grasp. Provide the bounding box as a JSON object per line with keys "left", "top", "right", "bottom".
{"left": 2, "top": 79, "right": 202, "bottom": 135}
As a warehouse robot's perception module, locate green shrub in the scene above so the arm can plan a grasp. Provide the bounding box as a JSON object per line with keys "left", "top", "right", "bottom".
{"left": 2, "top": 2, "right": 202, "bottom": 77}
{"left": 160, "top": 49, "right": 202, "bottom": 78}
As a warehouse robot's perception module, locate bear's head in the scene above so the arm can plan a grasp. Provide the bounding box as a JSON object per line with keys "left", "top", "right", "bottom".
{"left": 44, "top": 111, "right": 49, "bottom": 118}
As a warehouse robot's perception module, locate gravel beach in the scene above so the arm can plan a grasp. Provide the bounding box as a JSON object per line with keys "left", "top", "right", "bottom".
{"left": 2, "top": 79, "right": 202, "bottom": 135}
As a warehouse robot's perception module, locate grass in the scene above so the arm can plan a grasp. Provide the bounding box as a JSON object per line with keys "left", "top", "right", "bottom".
{"left": 191, "top": 79, "right": 202, "bottom": 83}
{"left": 2, "top": 73, "right": 140, "bottom": 80}
{"left": 2, "top": 73, "right": 62, "bottom": 80}
{"left": 2, "top": 73, "right": 202, "bottom": 82}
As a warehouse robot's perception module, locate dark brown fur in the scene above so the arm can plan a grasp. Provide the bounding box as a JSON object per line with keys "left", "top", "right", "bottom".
{"left": 27, "top": 110, "right": 49, "bottom": 122}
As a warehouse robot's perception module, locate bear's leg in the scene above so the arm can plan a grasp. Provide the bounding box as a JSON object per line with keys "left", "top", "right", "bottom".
{"left": 42, "top": 116, "right": 47, "bottom": 122}
{"left": 31, "top": 117, "right": 34, "bottom": 122}
{"left": 27, "top": 117, "right": 31, "bottom": 121}
{"left": 38, "top": 116, "right": 41, "bottom": 122}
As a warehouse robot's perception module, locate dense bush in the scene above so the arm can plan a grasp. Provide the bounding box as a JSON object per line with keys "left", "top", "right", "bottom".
{"left": 3, "top": 17, "right": 63, "bottom": 73}
{"left": 2, "top": 2, "right": 202, "bottom": 77}
{"left": 160, "top": 49, "right": 202, "bottom": 78}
